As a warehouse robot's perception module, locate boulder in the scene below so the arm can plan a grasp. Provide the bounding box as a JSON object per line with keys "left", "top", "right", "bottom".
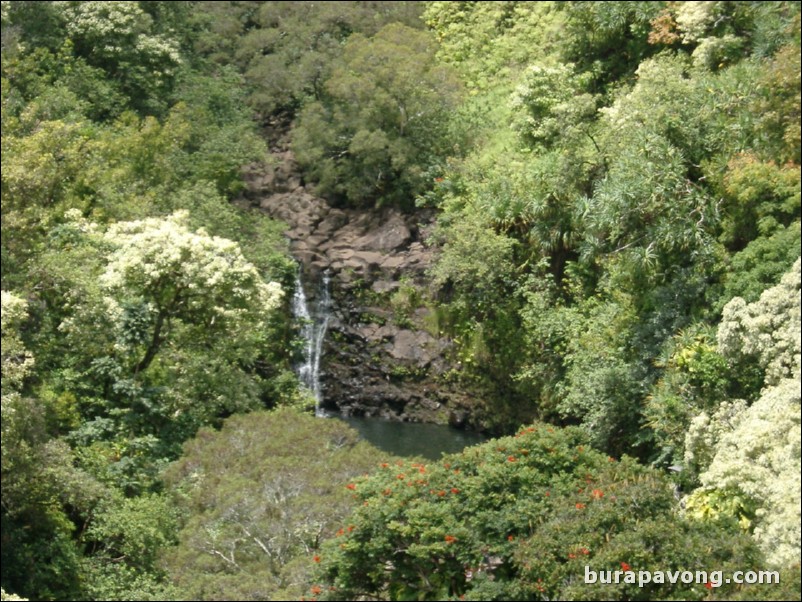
{"left": 390, "top": 330, "right": 436, "bottom": 363}
{"left": 354, "top": 213, "right": 411, "bottom": 252}
{"left": 372, "top": 280, "right": 400, "bottom": 294}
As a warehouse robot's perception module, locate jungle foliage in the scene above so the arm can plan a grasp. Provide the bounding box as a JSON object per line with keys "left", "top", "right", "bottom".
{"left": 2, "top": 1, "right": 800, "bottom": 601}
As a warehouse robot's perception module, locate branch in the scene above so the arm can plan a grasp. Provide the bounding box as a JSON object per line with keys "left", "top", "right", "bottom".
{"left": 134, "top": 309, "right": 166, "bottom": 374}
{"left": 209, "top": 547, "right": 241, "bottom": 571}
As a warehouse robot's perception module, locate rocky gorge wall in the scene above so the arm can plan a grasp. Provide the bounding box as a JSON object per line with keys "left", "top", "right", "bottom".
{"left": 244, "top": 126, "right": 478, "bottom": 429}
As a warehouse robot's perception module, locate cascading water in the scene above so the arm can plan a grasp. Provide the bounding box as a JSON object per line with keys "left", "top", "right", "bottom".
{"left": 292, "top": 267, "right": 485, "bottom": 458}
{"left": 292, "top": 269, "right": 331, "bottom": 416}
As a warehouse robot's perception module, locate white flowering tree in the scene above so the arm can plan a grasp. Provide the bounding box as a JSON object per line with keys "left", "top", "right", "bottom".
{"left": 1, "top": 290, "right": 46, "bottom": 514}
{"left": 98, "top": 211, "right": 283, "bottom": 375}
{"left": 61, "top": 1, "right": 181, "bottom": 73}
{"left": 1, "top": 291, "right": 34, "bottom": 398}
{"left": 717, "top": 258, "right": 801, "bottom": 386}
{"left": 685, "top": 258, "right": 801, "bottom": 566}
{"left": 57, "top": 0, "right": 182, "bottom": 112}
{"left": 511, "top": 63, "right": 597, "bottom": 148}
{"left": 1, "top": 291, "right": 36, "bottom": 484}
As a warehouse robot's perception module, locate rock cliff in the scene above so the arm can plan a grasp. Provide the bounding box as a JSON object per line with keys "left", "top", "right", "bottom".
{"left": 244, "top": 124, "right": 476, "bottom": 428}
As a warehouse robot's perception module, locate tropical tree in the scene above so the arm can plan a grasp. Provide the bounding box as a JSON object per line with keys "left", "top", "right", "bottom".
{"left": 315, "top": 422, "right": 771, "bottom": 601}
{"left": 293, "top": 23, "right": 462, "bottom": 208}
{"left": 163, "top": 408, "right": 386, "bottom": 601}
{"left": 685, "top": 259, "right": 801, "bottom": 566}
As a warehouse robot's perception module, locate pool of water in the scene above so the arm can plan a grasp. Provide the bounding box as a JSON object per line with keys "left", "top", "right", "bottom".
{"left": 337, "top": 414, "right": 486, "bottom": 460}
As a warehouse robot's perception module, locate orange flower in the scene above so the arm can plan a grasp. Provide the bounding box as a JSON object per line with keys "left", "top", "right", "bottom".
{"left": 451, "top": 488, "right": 460, "bottom": 494}
{"left": 313, "top": 555, "right": 321, "bottom": 563}
{"left": 568, "top": 552, "right": 577, "bottom": 559}
{"left": 575, "top": 503, "right": 586, "bottom": 510}
{"left": 580, "top": 547, "right": 590, "bottom": 555}
{"left": 310, "top": 585, "right": 323, "bottom": 595}
{"left": 508, "top": 535, "right": 515, "bottom": 542}
{"left": 508, "top": 456, "right": 517, "bottom": 462}
{"left": 444, "top": 535, "right": 457, "bottom": 544}
{"left": 620, "top": 562, "right": 631, "bottom": 571}
{"left": 592, "top": 489, "right": 604, "bottom": 499}
{"left": 437, "top": 490, "right": 447, "bottom": 497}
{"left": 346, "top": 483, "right": 356, "bottom": 490}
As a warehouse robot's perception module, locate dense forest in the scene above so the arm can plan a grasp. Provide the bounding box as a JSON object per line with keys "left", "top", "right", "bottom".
{"left": 1, "top": 1, "right": 799, "bottom": 601}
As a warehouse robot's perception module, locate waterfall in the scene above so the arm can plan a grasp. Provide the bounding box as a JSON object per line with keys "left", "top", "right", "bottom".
{"left": 292, "top": 269, "right": 331, "bottom": 416}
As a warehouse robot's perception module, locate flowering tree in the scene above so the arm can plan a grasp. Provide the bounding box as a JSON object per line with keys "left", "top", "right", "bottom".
{"left": 685, "top": 259, "right": 801, "bottom": 566}
{"left": 314, "top": 424, "right": 765, "bottom": 601}
{"left": 1, "top": 291, "right": 34, "bottom": 397}
{"left": 62, "top": 1, "right": 181, "bottom": 66}
{"left": 59, "top": 0, "right": 181, "bottom": 111}
{"left": 1, "top": 290, "right": 36, "bottom": 496}
{"left": 98, "top": 210, "right": 283, "bottom": 374}
{"left": 717, "top": 258, "right": 801, "bottom": 387}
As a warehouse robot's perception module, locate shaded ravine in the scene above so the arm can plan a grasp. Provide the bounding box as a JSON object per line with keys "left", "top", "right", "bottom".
{"left": 247, "top": 121, "right": 483, "bottom": 430}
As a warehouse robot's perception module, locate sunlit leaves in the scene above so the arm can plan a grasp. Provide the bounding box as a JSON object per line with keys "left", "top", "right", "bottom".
{"left": 685, "top": 260, "right": 801, "bottom": 566}
{"left": 718, "top": 258, "right": 801, "bottom": 386}
{"left": 511, "top": 62, "right": 597, "bottom": 148}
{"left": 719, "top": 153, "right": 800, "bottom": 249}
{"left": 317, "top": 423, "right": 763, "bottom": 601}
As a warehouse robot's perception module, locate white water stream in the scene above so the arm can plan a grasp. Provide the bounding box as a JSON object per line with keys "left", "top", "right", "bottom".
{"left": 292, "top": 269, "right": 331, "bottom": 416}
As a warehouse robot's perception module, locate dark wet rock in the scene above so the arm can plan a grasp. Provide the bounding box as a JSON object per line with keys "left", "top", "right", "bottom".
{"left": 244, "top": 129, "right": 482, "bottom": 432}
{"left": 389, "top": 330, "right": 436, "bottom": 363}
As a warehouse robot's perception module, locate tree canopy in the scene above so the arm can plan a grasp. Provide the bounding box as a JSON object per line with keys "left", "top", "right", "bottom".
{"left": 293, "top": 23, "right": 463, "bottom": 209}
{"left": 2, "top": 1, "right": 800, "bottom": 600}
